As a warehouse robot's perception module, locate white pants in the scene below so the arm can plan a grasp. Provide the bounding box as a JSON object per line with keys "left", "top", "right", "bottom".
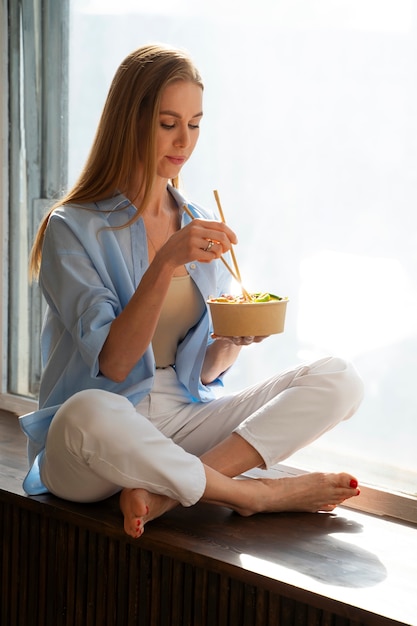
{"left": 40, "top": 357, "right": 364, "bottom": 507}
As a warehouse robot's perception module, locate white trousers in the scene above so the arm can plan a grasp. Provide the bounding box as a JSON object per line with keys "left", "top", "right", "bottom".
{"left": 40, "top": 357, "right": 364, "bottom": 507}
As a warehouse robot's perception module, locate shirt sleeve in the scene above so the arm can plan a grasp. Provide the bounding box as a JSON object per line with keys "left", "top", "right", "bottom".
{"left": 40, "top": 211, "right": 131, "bottom": 376}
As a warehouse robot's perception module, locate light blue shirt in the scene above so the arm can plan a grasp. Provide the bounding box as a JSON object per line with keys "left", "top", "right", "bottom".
{"left": 20, "top": 187, "right": 232, "bottom": 494}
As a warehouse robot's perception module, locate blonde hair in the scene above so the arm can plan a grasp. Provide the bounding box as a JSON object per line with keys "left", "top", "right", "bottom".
{"left": 29, "top": 43, "right": 203, "bottom": 279}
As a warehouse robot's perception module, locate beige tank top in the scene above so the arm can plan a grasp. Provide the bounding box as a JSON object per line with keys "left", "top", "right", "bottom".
{"left": 152, "top": 275, "right": 205, "bottom": 368}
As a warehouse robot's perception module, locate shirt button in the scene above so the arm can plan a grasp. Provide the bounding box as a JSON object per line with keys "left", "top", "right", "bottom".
{"left": 190, "top": 263, "right": 196, "bottom": 270}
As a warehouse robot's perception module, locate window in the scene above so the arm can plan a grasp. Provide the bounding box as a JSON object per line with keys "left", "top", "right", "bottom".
{"left": 2, "top": 0, "right": 69, "bottom": 413}
{"left": 3, "top": 0, "right": 417, "bottom": 520}
{"left": 68, "top": 1, "right": 417, "bottom": 506}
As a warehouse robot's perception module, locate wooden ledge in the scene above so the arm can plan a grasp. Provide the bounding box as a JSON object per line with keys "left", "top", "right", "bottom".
{"left": 1, "top": 411, "right": 416, "bottom": 626}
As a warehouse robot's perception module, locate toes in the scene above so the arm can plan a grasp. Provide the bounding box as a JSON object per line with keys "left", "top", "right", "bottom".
{"left": 319, "top": 504, "right": 337, "bottom": 512}
{"left": 125, "top": 517, "right": 144, "bottom": 539}
{"left": 134, "top": 518, "right": 144, "bottom": 538}
{"left": 339, "top": 472, "right": 359, "bottom": 489}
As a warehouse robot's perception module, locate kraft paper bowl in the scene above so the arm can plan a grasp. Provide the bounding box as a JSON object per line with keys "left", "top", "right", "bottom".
{"left": 207, "top": 297, "right": 288, "bottom": 337}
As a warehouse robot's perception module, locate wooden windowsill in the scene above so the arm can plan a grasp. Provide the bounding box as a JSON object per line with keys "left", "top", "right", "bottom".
{"left": 1, "top": 410, "right": 416, "bottom": 625}
{"left": 246, "top": 465, "right": 417, "bottom": 525}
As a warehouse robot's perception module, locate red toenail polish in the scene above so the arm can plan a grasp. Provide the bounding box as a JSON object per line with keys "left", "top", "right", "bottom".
{"left": 350, "top": 479, "right": 358, "bottom": 489}
{"left": 356, "top": 489, "right": 361, "bottom": 496}
{"left": 136, "top": 519, "right": 141, "bottom": 527}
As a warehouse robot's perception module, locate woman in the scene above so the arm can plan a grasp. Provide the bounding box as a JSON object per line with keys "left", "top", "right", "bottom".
{"left": 21, "top": 44, "right": 364, "bottom": 539}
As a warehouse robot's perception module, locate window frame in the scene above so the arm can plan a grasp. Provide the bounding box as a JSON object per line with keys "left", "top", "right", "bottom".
{"left": 0, "top": 0, "right": 34, "bottom": 415}
{"left": 1, "top": 0, "right": 68, "bottom": 412}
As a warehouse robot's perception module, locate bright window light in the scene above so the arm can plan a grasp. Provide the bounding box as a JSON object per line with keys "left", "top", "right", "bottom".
{"left": 68, "top": 0, "right": 417, "bottom": 497}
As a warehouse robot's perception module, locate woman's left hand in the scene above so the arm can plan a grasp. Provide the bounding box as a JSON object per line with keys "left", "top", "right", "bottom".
{"left": 211, "top": 334, "right": 268, "bottom": 345}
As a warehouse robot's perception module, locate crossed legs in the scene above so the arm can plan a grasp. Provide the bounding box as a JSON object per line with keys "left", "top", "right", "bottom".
{"left": 120, "top": 432, "right": 360, "bottom": 538}
{"left": 41, "top": 357, "right": 364, "bottom": 538}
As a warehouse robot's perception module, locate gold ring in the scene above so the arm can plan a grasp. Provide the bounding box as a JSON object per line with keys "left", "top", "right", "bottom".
{"left": 204, "top": 240, "right": 214, "bottom": 252}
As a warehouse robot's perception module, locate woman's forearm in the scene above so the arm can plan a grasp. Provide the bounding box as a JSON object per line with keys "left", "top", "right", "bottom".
{"left": 201, "top": 339, "right": 242, "bottom": 385}
{"left": 99, "top": 255, "right": 175, "bottom": 382}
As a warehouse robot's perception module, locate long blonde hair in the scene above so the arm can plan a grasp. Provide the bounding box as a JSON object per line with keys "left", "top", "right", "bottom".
{"left": 29, "top": 43, "right": 203, "bottom": 279}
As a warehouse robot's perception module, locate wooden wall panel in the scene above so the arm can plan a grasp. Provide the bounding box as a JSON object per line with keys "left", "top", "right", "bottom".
{"left": 1, "top": 497, "right": 376, "bottom": 626}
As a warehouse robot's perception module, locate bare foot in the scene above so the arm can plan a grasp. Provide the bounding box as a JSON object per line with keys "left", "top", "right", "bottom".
{"left": 229, "top": 472, "right": 360, "bottom": 516}
{"left": 119, "top": 488, "right": 178, "bottom": 538}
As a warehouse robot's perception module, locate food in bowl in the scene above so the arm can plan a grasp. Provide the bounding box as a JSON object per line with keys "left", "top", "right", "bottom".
{"left": 207, "top": 293, "right": 288, "bottom": 336}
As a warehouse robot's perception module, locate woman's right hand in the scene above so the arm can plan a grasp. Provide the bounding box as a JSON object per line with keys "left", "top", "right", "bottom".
{"left": 159, "top": 218, "right": 238, "bottom": 268}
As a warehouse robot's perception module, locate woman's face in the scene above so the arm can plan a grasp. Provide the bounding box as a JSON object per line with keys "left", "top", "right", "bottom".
{"left": 155, "top": 80, "right": 203, "bottom": 180}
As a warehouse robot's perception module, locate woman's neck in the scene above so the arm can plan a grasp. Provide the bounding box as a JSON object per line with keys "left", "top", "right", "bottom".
{"left": 125, "top": 178, "right": 173, "bottom": 218}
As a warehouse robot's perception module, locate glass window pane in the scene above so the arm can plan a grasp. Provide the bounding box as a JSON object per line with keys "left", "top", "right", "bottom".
{"left": 68, "top": 0, "right": 417, "bottom": 496}
{"left": 7, "top": 1, "right": 68, "bottom": 400}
